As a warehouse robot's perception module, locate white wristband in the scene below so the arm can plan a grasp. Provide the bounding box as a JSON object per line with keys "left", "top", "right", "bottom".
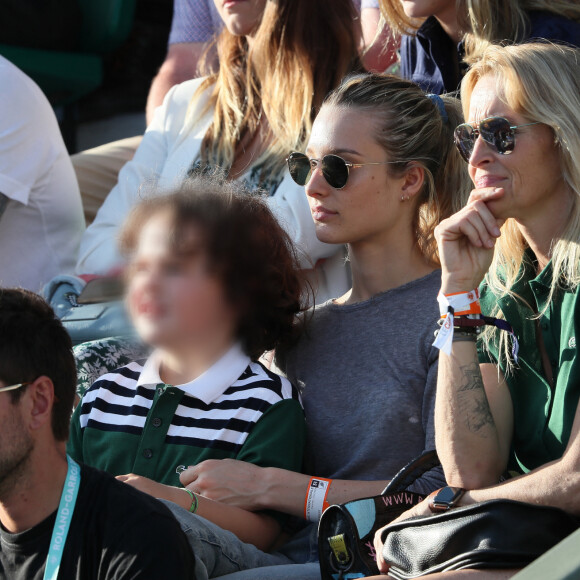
{"left": 433, "top": 290, "right": 481, "bottom": 355}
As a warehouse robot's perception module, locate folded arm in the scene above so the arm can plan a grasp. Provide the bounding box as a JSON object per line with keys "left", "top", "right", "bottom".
{"left": 461, "top": 396, "right": 580, "bottom": 515}
{"left": 373, "top": 400, "right": 580, "bottom": 573}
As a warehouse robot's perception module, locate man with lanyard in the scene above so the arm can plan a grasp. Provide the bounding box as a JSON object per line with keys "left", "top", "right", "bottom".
{"left": 0, "top": 288, "right": 196, "bottom": 579}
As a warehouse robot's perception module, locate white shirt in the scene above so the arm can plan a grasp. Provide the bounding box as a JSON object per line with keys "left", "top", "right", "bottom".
{"left": 76, "top": 78, "right": 349, "bottom": 303}
{"left": 0, "top": 56, "right": 85, "bottom": 291}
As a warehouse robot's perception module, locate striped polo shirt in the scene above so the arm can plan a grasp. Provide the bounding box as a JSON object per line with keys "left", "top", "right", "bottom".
{"left": 68, "top": 344, "right": 306, "bottom": 489}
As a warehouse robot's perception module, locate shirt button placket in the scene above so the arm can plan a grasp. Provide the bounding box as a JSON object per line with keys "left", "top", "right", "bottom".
{"left": 133, "top": 385, "right": 182, "bottom": 478}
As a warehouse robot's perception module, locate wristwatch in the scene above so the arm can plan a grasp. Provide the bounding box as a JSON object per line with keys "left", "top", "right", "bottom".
{"left": 429, "top": 486, "right": 466, "bottom": 512}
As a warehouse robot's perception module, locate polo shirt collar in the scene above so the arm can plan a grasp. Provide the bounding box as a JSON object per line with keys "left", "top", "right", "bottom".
{"left": 510, "top": 249, "right": 553, "bottom": 298}
{"left": 137, "top": 343, "right": 251, "bottom": 405}
{"left": 494, "top": 249, "right": 555, "bottom": 328}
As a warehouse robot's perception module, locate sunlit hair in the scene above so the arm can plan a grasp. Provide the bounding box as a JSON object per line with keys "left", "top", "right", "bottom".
{"left": 378, "top": 0, "right": 580, "bottom": 64}
{"left": 120, "top": 174, "right": 307, "bottom": 360}
{"left": 461, "top": 0, "right": 580, "bottom": 64}
{"left": 461, "top": 43, "right": 580, "bottom": 368}
{"left": 322, "top": 73, "right": 471, "bottom": 264}
{"left": 191, "top": 0, "right": 361, "bottom": 183}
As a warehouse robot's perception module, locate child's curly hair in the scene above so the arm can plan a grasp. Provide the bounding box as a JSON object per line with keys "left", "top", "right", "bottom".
{"left": 120, "top": 175, "right": 307, "bottom": 360}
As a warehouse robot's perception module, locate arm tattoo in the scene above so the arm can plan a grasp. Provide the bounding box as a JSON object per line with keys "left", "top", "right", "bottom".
{"left": 456, "top": 362, "right": 496, "bottom": 437}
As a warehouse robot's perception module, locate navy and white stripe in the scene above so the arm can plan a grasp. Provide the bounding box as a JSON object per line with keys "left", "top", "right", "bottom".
{"left": 79, "top": 360, "right": 301, "bottom": 453}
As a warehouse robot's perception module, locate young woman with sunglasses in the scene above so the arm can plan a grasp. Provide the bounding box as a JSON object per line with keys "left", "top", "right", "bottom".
{"left": 377, "top": 0, "right": 580, "bottom": 94}
{"left": 171, "top": 74, "right": 471, "bottom": 580}
{"left": 75, "top": 0, "right": 361, "bottom": 305}
{"left": 372, "top": 42, "right": 580, "bottom": 579}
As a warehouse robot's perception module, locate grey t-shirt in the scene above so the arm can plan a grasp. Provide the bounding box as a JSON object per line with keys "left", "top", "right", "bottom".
{"left": 280, "top": 270, "right": 445, "bottom": 495}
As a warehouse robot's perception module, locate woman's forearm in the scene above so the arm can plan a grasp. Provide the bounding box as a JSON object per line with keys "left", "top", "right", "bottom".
{"left": 462, "top": 406, "right": 580, "bottom": 515}
{"left": 435, "top": 342, "right": 509, "bottom": 488}
{"left": 260, "top": 467, "right": 387, "bottom": 517}
{"left": 182, "top": 460, "right": 387, "bottom": 519}
{"left": 463, "top": 460, "right": 580, "bottom": 516}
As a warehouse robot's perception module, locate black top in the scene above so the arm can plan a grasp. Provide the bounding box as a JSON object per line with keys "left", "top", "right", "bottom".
{"left": 0, "top": 464, "right": 196, "bottom": 580}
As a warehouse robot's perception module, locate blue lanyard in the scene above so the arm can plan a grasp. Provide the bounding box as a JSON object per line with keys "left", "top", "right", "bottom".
{"left": 43, "top": 456, "right": 81, "bottom": 580}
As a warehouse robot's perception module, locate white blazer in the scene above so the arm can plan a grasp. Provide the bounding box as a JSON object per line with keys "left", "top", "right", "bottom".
{"left": 76, "top": 78, "right": 349, "bottom": 304}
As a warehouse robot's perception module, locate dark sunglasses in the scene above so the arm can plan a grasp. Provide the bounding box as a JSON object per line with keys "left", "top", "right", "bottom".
{"left": 286, "top": 152, "right": 397, "bottom": 190}
{"left": 454, "top": 116, "right": 539, "bottom": 163}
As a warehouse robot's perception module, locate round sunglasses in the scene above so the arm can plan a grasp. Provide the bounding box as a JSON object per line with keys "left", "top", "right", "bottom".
{"left": 454, "top": 116, "right": 539, "bottom": 163}
{"left": 286, "top": 152, "right": 399, "bottom": 190}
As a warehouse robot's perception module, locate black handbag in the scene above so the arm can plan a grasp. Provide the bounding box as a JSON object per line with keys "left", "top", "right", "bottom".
{"left": 318, "top": 450, "right": 440, "bottom": 580}
{"left": 381, "top": 499, "right": 580, "bottom": 579}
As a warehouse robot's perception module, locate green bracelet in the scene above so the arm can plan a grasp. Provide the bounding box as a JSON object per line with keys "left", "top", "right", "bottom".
{"left": 183, "top": 488, "right": 198, "bottom": 514}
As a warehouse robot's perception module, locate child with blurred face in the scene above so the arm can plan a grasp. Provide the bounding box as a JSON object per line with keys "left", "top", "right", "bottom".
{"left": 127, "top": 207, "right": 237, "bottom": 380}
{"left": 68, "top": 177, "right": 307, "bottom": 570}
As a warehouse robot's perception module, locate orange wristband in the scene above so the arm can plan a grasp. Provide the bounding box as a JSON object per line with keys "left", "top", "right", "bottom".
{"left": 304, "top": 477, "right": 332, "bottom": 522}
{"left": 439, "top": 289, "right": 481, "bottom": 317}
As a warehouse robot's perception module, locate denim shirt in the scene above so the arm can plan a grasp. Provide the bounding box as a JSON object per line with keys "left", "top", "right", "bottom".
{"left": 400, "top": 11, "right": 580, "bottom": 95}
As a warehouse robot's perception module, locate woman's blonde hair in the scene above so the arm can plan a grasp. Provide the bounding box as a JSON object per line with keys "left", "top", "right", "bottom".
{"left": 192, "top": 0, "right": 361, "bottom": 182}
{"left": 460, "top": 43, "right": 580, "bottom": 367}
{"left": 323, "top": 73, "right": 471, "bottom": 264}
{"left": 378, "top": 0, "right": 580, "bottom": 64}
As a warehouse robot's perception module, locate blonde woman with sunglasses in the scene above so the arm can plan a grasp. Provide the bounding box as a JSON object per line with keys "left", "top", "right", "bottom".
{"left": 372, "top": 42, "right": 580, "bottom": 579}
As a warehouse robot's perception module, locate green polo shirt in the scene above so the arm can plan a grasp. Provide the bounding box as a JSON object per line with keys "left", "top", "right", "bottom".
{"left": 478, "top": 252, "right": 580, "bottom": 474}
{"left": 68, "top": 347, "right": 306, "bottom": 491}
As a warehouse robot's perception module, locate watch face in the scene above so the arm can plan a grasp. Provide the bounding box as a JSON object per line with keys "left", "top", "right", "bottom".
{"left": 436, "top": 487, "right": 457, "bottom": 504}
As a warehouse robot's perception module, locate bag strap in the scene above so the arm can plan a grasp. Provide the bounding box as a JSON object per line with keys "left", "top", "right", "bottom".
{"left": 381, "top": 450, "right": 439, "bottom": 495}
